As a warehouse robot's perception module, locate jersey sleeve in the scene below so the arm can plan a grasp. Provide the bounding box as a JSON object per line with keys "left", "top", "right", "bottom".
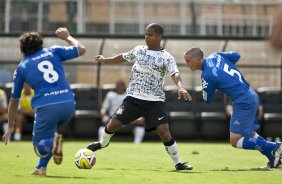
{"left": 122, "top": 45, "right": 141, "bottom": 63}
{"left": 217, "top": 51, "right": 241, "bottom": 65}
{"left": 201, "top": 73, "right": 216, "bottom": 104}
{"left": 11, "top": 67, "right": 24, "bottom": 100}
{"left": 166, "top": 55, "right": 179, "bottom": 76}
{"left": 50, "top": 45, "right": 79, "bottom": 62}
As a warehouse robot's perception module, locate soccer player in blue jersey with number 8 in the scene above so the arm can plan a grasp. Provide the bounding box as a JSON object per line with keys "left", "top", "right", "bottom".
{"left": 2, "top": 27, "right": 86, "bottom": 176}
{"left": 184, "top": 47, "right": 282, "bottom": 169}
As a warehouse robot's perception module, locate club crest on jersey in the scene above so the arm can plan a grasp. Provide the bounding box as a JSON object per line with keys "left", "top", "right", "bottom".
{"left": 116, "top": 106, "right": 125, "bottom": 115}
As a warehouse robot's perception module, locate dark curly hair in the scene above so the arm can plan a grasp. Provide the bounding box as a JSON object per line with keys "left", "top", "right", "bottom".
{"left": 146, "top": 23, "right": 164, "bottom": 36}
{"left": 19, "top": 32, "right": 43, "bottom": 57}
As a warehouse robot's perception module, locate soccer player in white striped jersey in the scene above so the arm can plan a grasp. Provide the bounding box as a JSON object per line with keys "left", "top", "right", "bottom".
{"left": 87, "top": 23, "right": 193, "bottom": 170}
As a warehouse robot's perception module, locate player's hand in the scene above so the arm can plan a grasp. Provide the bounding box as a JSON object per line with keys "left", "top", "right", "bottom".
{"left": 55, "top": 27, "right": 70, "bottom": 40}
{"left": 178, "top": 88, "right": 192, "bottom": 101}
{"left": 94, "top": 55, "right": 105, "bottom": 64}
{"left": 2, "top": 127, "right": 14, "bottom": 145}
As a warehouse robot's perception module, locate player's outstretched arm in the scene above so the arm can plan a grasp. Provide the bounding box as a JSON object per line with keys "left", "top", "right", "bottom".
{"left": 2, "top": 99, "right": 19, "bottom": 145}
{"left": 55, "top": 27, "right": 86, "bottom": 56}
{"left": 94, "top": 54, "right": 126, "bottom": 64}
{"left": 171, "top": 73, "right": 192, "bottom": 101}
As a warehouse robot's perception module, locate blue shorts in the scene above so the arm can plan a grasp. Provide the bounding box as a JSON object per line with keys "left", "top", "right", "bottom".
{"left": 32, "top": 100, "right": 75, "bottom": 144}
{"left": 230, "top": 89, "right": 260, "bottom": 137}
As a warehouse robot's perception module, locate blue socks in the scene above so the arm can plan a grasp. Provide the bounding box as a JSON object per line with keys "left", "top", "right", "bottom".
{"left": 242, "top": 136, "right": 277, "bottom": 163}
{"left": 35, "top": 138, "right": 53, "bottom": 169}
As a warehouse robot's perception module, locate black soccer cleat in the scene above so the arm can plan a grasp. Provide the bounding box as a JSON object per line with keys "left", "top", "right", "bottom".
{"left": 87, "top": 142, "right": 109, "bottom": 152}
{"left": 175, "top": 162, "right": 193, "bottom": 170}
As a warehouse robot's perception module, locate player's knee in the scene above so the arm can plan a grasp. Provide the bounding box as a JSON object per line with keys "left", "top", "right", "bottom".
{"left": 230, "top": 141, "right": 237, "bottom": 148}
{"left": 230, "top": 138, "right": 240, "bottom": 148}
{"left": 106, "top": 119, "right": 123, "bottom": 132}
{"left": 158, "top": 131, "right": 171, "bottom": 142}
{"left": 33, "top": 145, "right": 50, "bottom": 158}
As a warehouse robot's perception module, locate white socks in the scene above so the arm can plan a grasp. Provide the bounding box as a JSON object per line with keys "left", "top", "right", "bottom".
{"left": 100, "top": 129, "right": 114, "bottom": 147}
{"left": 133, "top": 126, "right": 145, "bottom": 144}
{"left": 236, "top": 137, "right": 244, "bottom": 148}
{"left": 99, "top": 126, "right": 145, "bottom": 144}
{"left": 98, "top": 126, "right": 105, "bottom": 141}
{"left": 2, "top": 122, "right": 8, "bottom": 134}
{"left": 14, "top": 133, "right": 22, "bottom": 141}
{"left": 165, "top": 141, "right": 181, "bottom": 165}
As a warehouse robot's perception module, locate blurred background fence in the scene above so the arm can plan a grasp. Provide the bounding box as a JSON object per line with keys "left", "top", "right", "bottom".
{"left": 0, "top": 0, "right": 281, "bottom": 36}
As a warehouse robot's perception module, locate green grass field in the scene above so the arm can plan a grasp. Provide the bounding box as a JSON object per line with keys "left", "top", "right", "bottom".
{"left": 0, "top": 141, "right": 281, "bottom": 184}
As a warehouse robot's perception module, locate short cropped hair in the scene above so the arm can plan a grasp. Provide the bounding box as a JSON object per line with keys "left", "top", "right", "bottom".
{"left": 146, "top": 23, "right": 164, "bottom": 36}
{"left": 185, "top": 47, "right": 204, "bottom": 59}
{"left": 19, "top": 32, "right": 43, "bottom": 57}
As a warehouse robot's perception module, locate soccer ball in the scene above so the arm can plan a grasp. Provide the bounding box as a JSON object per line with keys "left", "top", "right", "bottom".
{"left": 74, "top": 148, "right": 96, "bottom": 169}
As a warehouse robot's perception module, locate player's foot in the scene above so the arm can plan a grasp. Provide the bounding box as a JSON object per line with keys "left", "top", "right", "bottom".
{"left": 272, "top": 143, "right": 282, "bottom": 167}
{"left": 175, "top": 162, "right": 193, "bottom": 170}
{"left": 31, "top": 167, "right": 46, "bottom": 176}
{"left": 87, "top": 141, "right": 109, "bottom": 152}
{"left": 52, "top": 133, "right": 63, "bottom": 165}
{"left": 261, "top": 159, "right": 282, "bottom": 170}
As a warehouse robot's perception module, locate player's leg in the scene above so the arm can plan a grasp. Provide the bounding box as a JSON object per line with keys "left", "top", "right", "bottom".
{"left": 53, "top": 101, "right": 76, "bottom": 164}
{"left": 31, "top": 107, "right": 54, "bottom": 176}
{"left": 98, "top": 114, "right": 111, "bottom": 141}
{"left": 131, "top": 117, "right": 145, "bottom": 144}
{"left": 146, "top": 101, "right": 192, "bottom": 170}
{"left": 31, "top": 138, "right": 53, "bottom": 176}
{"left": 31, "top": 101, "right": 75, "bottom": 175}
{"left": 253, "top": 133, "right": 282, "bottom": 169}
{"left": 230, "top": 91, "right": 282, "bottom": 168}
{"left": 98, "top": 125, "right": 105, "bottom": 141}
{"left": 155, "top": 123, "right": 193, "bottom": 170}
{"left": 14, "top": 113, "right": 24, "bottom": 141}
{"left": 231, "top": 132, "right": 281, "bottom": 167}
{"left": 87, "top": 97, "right": 141, "bottom": 152}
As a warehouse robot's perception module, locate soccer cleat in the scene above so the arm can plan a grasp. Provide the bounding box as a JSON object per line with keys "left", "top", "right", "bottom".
{"left": 31, "top": 167, "right": 46, "bottom": 176}
{"left": 261, "top": 159, "right": 282, "bottom": 170}
{"left": 52, "top": 133, "right": 63, "bottom": 165}
{"left": 87, "top": 141, "right": 109, "bottom": 152}
{"left": 272, "top": 143, "right": 282, "bottom": 167}
{"left": 175, "top": 162, "right": 193, "bottom": 170}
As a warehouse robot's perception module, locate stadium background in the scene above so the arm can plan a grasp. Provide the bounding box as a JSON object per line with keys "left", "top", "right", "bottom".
{"left": 0, "top": 0, "right": 281, "bottom": 141}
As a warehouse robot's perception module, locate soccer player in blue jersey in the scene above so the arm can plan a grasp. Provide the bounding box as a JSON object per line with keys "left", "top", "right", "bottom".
{"left": 2, "top": 27, "right": 86, "bottom": 175}
{"left": 184, "top": 47, "right": 282, "bottom": 169}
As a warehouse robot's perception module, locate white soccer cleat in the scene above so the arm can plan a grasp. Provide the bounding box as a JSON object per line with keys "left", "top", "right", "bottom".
{"left": 272, "top": 143, "right": 282, "bottom": 167}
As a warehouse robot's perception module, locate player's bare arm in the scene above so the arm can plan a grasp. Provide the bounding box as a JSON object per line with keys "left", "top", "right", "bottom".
{"left": 171, "top": 73, "right": 192, "bottom": 101}
{"left": 94, "top": 54, "right": 126, "bottom": 64}
{"left": 55, "top": 27, "right": 86, "bottom": 56}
